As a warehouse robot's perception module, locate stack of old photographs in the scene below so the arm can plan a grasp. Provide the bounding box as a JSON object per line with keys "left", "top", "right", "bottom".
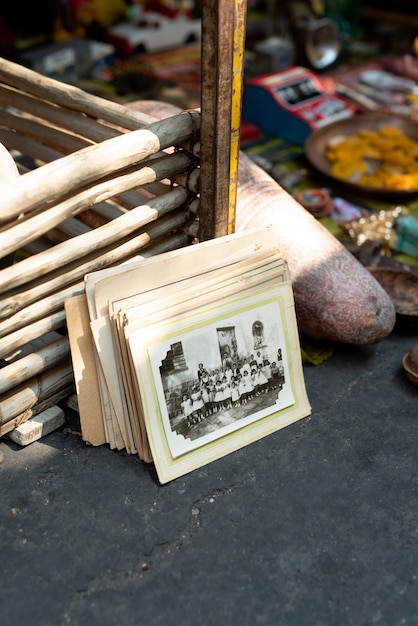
{"left": 66, "top": 227, "right": 311, "bottom": 483}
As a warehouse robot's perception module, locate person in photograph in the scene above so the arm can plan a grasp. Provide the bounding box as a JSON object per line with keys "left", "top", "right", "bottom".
{"left": 240, "top": 357, "right": 250, "bottom": 377}
{"left": 197, "top": 363, "right": 206, "bottom": 381}
{"left": 276, "top": 348, "right": 285, "bottom": 388}
{"left": 222, "top": 346, "right": 234, "bottom": 371}
{"left": 270, "top": 360, "right": 279, "bottom": 389}
{"left": 222, "top": 375, "right": 232, "bottom": 409}
{"left": 200, "top": 367, "right": 210, "bottom": 386}
{"left": 207, "top": 378, "right": 216, "bottom": 412}
{"left": 263, "top": 358, "right": 272, "bottom": 389}
{"left": 191, "top": 385, "right": 204, "bottom": 422}
{"left": 234, "top": 362, "right": 242, "bottom": 379}
{"left": 231, "top": 379, "right": 241, "bottom": 407}
{"left": 256, "top": 362, "right": 269, "bottom": 394}
{"left": 238, "top": 372, "right": 247, "bottom": 403}
{"left": 278, "top": 363, "right": 285, "bottom": 388}
{"left": 200, "top": 383, "right": 212, "bottom": 416}
{"left": 241, "top": 369, "right": 254, "bottom": 402}
{"left": 251, "top": 367, "right": 259, "bottom": 396}
{"left": 255, "top": 350, "right": 264, "bottom": 367}
{"left": 210, "top": 369, "right": 218, "bottom": 385}
{"left": 224, "top": 362, "right": 234, "bottom": 384}
{"left": 214, "top": 379, "right": 225, "bottom": 411}
{"left": 181, "top": 393, "right": 194, "bottom": 428}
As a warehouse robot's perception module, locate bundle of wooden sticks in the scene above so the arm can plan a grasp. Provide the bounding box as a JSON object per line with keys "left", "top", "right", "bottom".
{"left": 0, "top": 58, "right": 201, "bottom": 442}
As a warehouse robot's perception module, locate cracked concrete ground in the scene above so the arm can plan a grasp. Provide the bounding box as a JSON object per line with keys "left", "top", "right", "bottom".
{"left": 1, "top": 329, "right": 417, "bottom": 626}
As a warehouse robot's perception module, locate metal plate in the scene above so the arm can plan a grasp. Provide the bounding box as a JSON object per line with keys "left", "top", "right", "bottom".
{"left": 368, "top": 267, "right": 418, "bottom": 317}
{"left": 304, "top": 113, "right": 418, "bottom": 198}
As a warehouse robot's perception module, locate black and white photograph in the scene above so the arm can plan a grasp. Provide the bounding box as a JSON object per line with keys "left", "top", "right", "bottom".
{"left": 145, "top": 295, "right": 296, "bottom": 459}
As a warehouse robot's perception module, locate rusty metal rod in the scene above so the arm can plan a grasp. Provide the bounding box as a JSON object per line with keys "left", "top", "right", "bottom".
{"left": 199, "top": 0, "right": 247, "bottom": 240}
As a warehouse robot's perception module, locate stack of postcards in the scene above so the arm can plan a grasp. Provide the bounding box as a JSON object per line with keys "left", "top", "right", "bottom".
{"left": 66, "top": 227, "right": 311, "bottom": 483}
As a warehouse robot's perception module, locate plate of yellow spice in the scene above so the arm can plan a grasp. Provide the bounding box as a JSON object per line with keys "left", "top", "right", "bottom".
{"left": 304, "top": 113, "right": 418, "bottom": 198}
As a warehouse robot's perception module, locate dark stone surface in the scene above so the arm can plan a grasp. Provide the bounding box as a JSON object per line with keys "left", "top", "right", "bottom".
{"left": 1, "top": 330, "right": 417, "bottom": 626}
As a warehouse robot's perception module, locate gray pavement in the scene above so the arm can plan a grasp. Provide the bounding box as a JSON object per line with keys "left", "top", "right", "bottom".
{"left": 1, "top": 329, "right": 417, "bottom": 626}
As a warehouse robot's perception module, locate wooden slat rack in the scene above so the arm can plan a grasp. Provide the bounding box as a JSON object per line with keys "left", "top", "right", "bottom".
{"left": 0, "top": 1, "right": 248, "bottom": 441}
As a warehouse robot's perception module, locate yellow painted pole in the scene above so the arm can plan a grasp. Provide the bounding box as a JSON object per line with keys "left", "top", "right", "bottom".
{"left": 229, "top": 0, "right": 247, "bottom": 236}
{"left": 199, "top": 0, "right": 247, "bottom": 241}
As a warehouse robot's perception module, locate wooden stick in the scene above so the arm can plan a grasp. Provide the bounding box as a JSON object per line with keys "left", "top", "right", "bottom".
{"left": 0, "top": 154, "right": 157, "bottom": 236}
{"left": 2, "top": 330, "right": 62, "bottom": 362}
{"left": 0, "top": 110, "right": 200, "bottom": 222}
{"left": 0, "top": 209, "right": 190, "bottom": 325}
{"left": 0, "top": 336, "right": 70, "bottom": 394}
{"left": 0, "top": 227, "right": 190, "bottom": 336}
{"left": 7, "top": 405, "right": 66, "bottom": 446}
{"left": 112, "top": 189, "right": 155, "bottom": 210}
{"left": 0, "top": 108, "right": 94, "bottom": 155}
{"left": 0, "top": 230, "right": 191, "bottom": 397}
{"left": 141, "top": 181, "right": 173, "bottom": 198}
{"left": 89, "top": 201, "right": 129, "bottom": 221}
{"left": 0, "top": 283, "right": 85, "bottom": 336}
{"left": 0, "top": 151, "right": 194, "bottom": 260}
{"left": 0, "top": 310, "right": 67, "bottom": 361}
{"left": 0, "top": 83, "right": 122, "bottom": 142}
{"left": 0, "top": 360, "right": 74, "bottom": 424}
{"left": 0, "top": 128, "right": 62, "bottom": 164}
{"left": 138, "top": 230, "right": 191, "bottom": 258}
{"left": 0, "top": 388, "right": 73, "bottom": 437}
{"left": 0, "top": 57, "right": 158, "bottom": 130}
{"left": 173, "top": 167, "right": 201, "bottom": 194}
{"left": 0, "top": 185, "right": 190, "bottom": 293}
{"left": 22, "top": 237, "right": 55, "bottom": 256}
{"left": 53, "top": 217, "right": 92, "bottom": 239}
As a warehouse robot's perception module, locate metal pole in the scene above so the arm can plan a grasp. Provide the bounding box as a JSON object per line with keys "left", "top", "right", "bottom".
{"left": 199, "top": 0, "right": 247, "bottom": 241}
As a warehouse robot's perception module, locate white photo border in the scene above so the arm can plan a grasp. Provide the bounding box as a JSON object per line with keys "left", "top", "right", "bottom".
{"left": 128, "top": 282, "right": 310, "bottom": 483}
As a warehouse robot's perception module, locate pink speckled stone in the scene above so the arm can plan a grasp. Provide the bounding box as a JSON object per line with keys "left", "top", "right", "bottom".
{"left": 235, "top": 152, "right": 396, "bottom": 344}
{"left": 128, "top": 101, "right": 396, "bottom": 344}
